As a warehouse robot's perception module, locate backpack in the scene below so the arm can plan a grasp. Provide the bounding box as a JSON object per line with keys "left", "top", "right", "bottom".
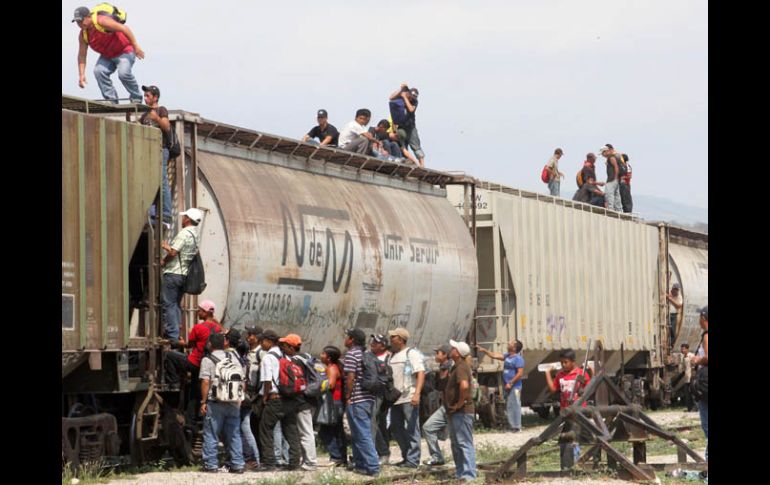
{"left": 361, "top": 351, "right": 390, "bottom": 395}
{"left": 541, "top": 165, "right": 551, "bottom": 183}
{"left": 690, "top": 333, "right": 708, "bottom": 401}
{"left": 167, "top": 128, "right": 181, "bottom": 159}
{"left": 81, "top": 4, "right": 127, "bottom": 43}
{"left": 278, "top": 355, "right": 307, "bottom": 397}
{"left": 576, "top": 169, "right": 585, "bottom": 188}
{"left": 207, "top": 353, "right": 245, "bottom": 403}
{"left": 388, "top": 98, "right": 410, "bottom": 128}
{"left": 182, "top": 234, "right": 207, "bottom": 295}
{"left": 294, "top": 354, "right": 323, "bottom": 398}
{"left": 617, "top": 154, "right": 629, "bottom": 178}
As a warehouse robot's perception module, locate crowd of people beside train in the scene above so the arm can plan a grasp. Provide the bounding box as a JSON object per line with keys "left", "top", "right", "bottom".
{"left": 542, "top": 144, "right": 634, "bottom": 213}
{"left": 163, "top": 310, "right": 495, "bottom": 479}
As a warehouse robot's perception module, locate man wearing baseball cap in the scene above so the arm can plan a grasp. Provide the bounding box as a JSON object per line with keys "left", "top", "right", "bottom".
{"left": 302, "top": 109, "right": 339, "bottom": 147}
{"left": 138, "top": 84, "right": 173, "bottom": 225}
{"left": 422, "top": 344, "right": 453, "bottom": 466}
{"left": 445, "top": 339, "right": 477, "bottom": 480}
{"left": 160, "top": 208, "right": 203, "bottom": 340}
{"left": 72, "top": 6, "right": 145, "bottom": 103}
{"left": 387, "top": 327, "right": 426, "bottom": 468}
{"left": 599, "top": 144, "right": 623, "bottom": 212}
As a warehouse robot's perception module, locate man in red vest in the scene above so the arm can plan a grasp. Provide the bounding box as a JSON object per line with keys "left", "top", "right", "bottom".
{"left": 72, "top": 6, "right": 145, "bottom": 103}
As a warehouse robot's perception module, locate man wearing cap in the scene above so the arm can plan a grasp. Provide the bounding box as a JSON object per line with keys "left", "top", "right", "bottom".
{"left": 446, "top": 340, "right": 477, "bottom": 481}
{"left": 422, "top": 344, "right": 453, "bottom": 466}
{"left": 666, "top": 283, "right": 684, "bottom": 349}
{"left": 256, "top": 330, "right": 301, "bottom": 470}
{"left": 160, "top": 208, "right": 202, "bottom": 340}
{"left": 545, "top": 148, "right": 565, "bottom": 197}
{"left": 343, "top": 328, "right": 380, "bottom": 476}
{"left": 279, "top": 334, "right": 318, "bottom": 471}
{"left": 389, "top": 83, "right": 426, "bottom": 167}
{"left": 138, "top": 85, "right": 174, "bottom": 225}
{"left": 72, "top": 6, "right": 145, "bottom": 103}
{"left": 476, "top": 340, "right": 525, "bottom": 432}
{"left": 302, "top": 109, "right": 339, "bottom": 147}
{"left": 387, "top": 327, "right": 425, "bottom": 468}
{"left": 599, "top": 144, "right": 623, "bottom": 212}
{"left": 370, "top": 334, "right": 392, "bottom": 464}
{"left": 164, "top": 300, "right": 222, "bottom": 418}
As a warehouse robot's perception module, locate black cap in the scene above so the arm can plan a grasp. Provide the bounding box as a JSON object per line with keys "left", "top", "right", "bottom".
{"left": 72, "top": 7, "right": 89, "bottom": 22}
{"left": 259, "top": 329, "right": 280, "bottom": 342}
{"left": 141, "top": 85, "right": 161, "bottom": 97}
{"left": 225, "top": 328, "right": 242, "bottom": 346}
{"left": 317, "top": 109, "right": 328, "bottom": 118}
{"left": 371, "top": 334, "right": 387, "bottom": 344}
{"left": 346, "top": 328, "right": 366, "bottom": 345}
{"left": 699, "top": 306, "right": 708, "bottom": 320}
{"left": 434, "top": 344, "right": 452, "bottom": 355}
{"left": 245, "top": 325, "right": 263, "bottom": 336}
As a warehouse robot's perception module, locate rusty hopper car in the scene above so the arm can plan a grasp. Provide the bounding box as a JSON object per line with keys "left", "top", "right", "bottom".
{"left": 446, "top": 181, "right": 707, "bottom": 425}
{"left": 62, "top": 95, "right": 478, "bottom": 466}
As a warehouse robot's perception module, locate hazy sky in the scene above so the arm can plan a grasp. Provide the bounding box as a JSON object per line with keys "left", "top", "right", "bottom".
{"left": 61, "top": 1, "right": 708, "bottom": 208}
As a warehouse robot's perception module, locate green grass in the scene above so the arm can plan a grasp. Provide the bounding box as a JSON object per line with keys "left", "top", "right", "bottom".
{"left": 62, "top": 460, "right": 114, "bottom": 485}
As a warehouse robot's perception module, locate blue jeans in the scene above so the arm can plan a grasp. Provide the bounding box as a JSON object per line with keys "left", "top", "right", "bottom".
{"left": 348, "top": 401, "right": 380, "bottom": 474}
{"left": 241, "top": 410, "right": 259, "bottom": 463}
{"left": 506, "top": 387, "right": 522, "bottom": 430}
{"left": 273, "top": 421, "right": 290, "bottom": 464}
{"left": 93, "top": 51, "right": 142, "bottom": 103}
{"left": 548, "top": 178, "right": 560, "bottom": 197}
{"left": 202, "top": 401, "right": 244, "bottom": 471}
{"left": 390, "top": 402, "right": 421, "bottom": 466}
{"left": 449, "top": 412, "right": 477, "bottom": 480}
{"left": 423, "top": 405, "right": 448, "bottom": 462}
{"left": 698, "top": 399, "right": 708, "bottom": 460}
{"left": 161, "top": 273, "right": 185, "bottom": 340}
{"left": 150, "top": 148, "right": 173, "bottom": 223}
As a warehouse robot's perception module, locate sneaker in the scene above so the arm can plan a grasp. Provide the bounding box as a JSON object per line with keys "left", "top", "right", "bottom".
{"left": 300, "top": 463, "right": 317, "bottom": 471}
{"left": 423, "top": 458, "right": 445, "bottom": 466}
{"left": 229, "top": 468, "right": 245, "bottom": 474}
{"left": 201, "top": 467, "right": 218, "bottom": 473}
{"left": 512, "top": 428, "right": 522, "bottom": 433}
{"left": 352, "top": 468, "right": 379, "bottom": 477}
{"left": 395, "top": 461, "right": 418, "bottom": 469}
{"left": 379, "top": 455, "right": 390, "bottom": 465}
{"left": 330, "top": 460, "right": 347, "bottom": 467}
{"left": 245, "top": 460, "right": 259, "bottom": 471}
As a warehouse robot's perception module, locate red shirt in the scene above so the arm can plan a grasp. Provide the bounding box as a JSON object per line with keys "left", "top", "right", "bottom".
{"left": 554, "top": 367, "right": 590, "bottom": 409}
{"left": 329, "top": 363, "right": 343, "bottom": 402}
{"left": 84, "top": 25, "right": 134, "bottom": 59}
{"left": 187, "top": 320, "right": 223, "bottom": 367}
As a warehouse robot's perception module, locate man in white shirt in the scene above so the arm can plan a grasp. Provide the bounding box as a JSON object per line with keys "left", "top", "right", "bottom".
{"left": 338, "top": 109, "right": 378, "bottom": 155}
{"left": 387, "top": 327, "right": 425, "bottom": 468}
{"left": 666, "top": 283, "right": 684, "bottom": 349}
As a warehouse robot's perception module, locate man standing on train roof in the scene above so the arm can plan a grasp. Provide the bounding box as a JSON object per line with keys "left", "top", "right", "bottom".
{"left": 73, "top": 6, "right": 145, "bottom": 103}
{"left": 160, "top": 208, "right": 202, "bottom": 340}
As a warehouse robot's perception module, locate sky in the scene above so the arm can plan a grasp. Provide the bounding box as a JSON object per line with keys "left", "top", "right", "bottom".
{"left": 61, "top": 0, "right": 708, "bottom": 209}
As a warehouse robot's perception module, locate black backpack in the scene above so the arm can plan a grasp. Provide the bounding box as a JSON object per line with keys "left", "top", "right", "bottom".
{"left": 361, "top": 351, "right": 390, "bottom": 395}
{"left": 690, "top": 332, "right": 708, "bottom": 401}
{"left": 294, "top": 353, "right": 323, "bottom": 399}
{"left": 182, "top": 234, "right": 206, "bottom": 295}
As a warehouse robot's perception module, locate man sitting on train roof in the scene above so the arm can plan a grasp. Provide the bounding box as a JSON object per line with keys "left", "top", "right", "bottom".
{"left": 302, "top": 109, "right": 339, "bottom": 147}
{"left": 338, "top": 109, "right": 379, "bottom": 156}
{"left": 161, "top": 208, "right": 202, "bottom": 340}
{"left": 572, "top": 176, "right": 605, "bottom": 207}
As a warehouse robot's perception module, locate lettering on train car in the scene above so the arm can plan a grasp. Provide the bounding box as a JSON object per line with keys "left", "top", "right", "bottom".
{"left": 279, "top": 203, "right": 354, "bottom": 293}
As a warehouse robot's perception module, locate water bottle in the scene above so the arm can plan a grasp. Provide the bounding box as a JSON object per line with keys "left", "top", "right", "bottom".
{"left": 573, "top": 444, "right": 581, "bottom": 462}
{"left": 669, "top": 468, "right": 683, "bottom": 478}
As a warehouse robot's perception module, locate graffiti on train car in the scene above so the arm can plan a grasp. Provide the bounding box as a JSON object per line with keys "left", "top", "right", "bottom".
{"left": 384, "top": 234, "right": 439, "bottom": 265}
{"left": 280, "top": 203, "right": 354, "bottom": 294}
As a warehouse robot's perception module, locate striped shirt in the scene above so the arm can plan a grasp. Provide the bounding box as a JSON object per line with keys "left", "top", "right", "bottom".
{"left": 343, "top": 346, "right": 374, "bottom": 404}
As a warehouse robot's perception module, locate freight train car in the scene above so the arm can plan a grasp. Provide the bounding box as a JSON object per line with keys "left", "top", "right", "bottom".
{"left": 446, "top": 181, "right": 707, "bottom": 425}
{"left": 62, "top": 95, "right": 478, "bottom": 466}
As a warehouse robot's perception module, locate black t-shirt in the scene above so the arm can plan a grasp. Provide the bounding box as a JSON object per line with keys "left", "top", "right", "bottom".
{"left": 574, "top": 183, "right": 600, "bottom": 203}
{"left": 139, "top": 106, "right": 171, "bottom": 148}
{"left": 605, "top": 153, "right": 620, "bottom": 181}
{"left": 307, "top": 124, "right": 339, "bottom": 146}
{"left": 367, "top": 127, "right": 389, "bottom": 141}
{"left": 405, "top": 98, "right": 418, "bottom": 129}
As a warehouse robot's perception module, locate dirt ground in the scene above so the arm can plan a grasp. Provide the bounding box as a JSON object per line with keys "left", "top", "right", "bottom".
{"left": 89, "top": 409, "right": 705, "bottom": 485}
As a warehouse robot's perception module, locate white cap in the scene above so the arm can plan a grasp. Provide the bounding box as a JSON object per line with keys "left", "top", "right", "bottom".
{"left": 179, "top": 208, "right": 203, "bottom": 224}
{"left": 449, "top": 339, "right": 471, "bottom": 357}
{"left": 598, "top": 145, "right": 612, "bottom": 154}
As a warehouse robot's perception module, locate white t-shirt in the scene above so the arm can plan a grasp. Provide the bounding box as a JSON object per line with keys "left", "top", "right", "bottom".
{"left": 389, "top": 347, "right": 425, "bottom": 405}
{"left": 338, "top": 120, "right": 368, "bottom": 148}
{"left": 259, "top": 346, "right": 282, "bottom": 395}
{"left": 669, "top": 293, "right": 683, "bottom": 313}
